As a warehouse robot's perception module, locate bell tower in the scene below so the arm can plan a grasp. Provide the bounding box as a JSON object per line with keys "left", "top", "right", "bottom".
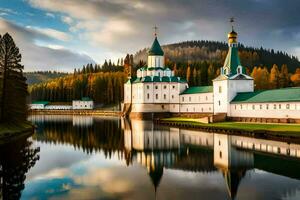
{"left": 213, "top": 18, "right": 254, "bottom": 115}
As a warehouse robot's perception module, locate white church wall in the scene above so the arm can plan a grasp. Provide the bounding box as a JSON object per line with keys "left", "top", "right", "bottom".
{"left": 213, "top": 79, "right": 254, "bottom": 114}
{"left": 229, "top": 102, "right": 300, "bottom": 119}
{"left": 124, "top": 84, "right": 132, "bottom": 103}
{"left": 148, "top": 55, "right": 164, "bottom": 68}
{"left": 179, "top": 92, "right": 214, "bottom": 113}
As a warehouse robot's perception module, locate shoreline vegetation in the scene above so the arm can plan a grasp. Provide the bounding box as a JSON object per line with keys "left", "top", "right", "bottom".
{"left": 0, "top": 121, "right": 34, "bottom": 144}
{"left": 157, "top": 117, "right": 300, "bottom": 138}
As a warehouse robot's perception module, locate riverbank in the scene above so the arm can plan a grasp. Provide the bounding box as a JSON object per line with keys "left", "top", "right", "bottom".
{"left": 157, "top": 117, "right": 300, "bottom": 139}
{"left": 30, "top": 109, "right": 122, "bottom": 116}
{"left": 0, "top": 121, "right": 34, "bottom": 144}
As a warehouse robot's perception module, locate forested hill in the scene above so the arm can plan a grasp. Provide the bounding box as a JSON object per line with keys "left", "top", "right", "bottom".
{"left": 25, "top": 71, "right": 69, "bottom": 85}
{"left": 134, "top": 40, "right": 300, "bottom": 72}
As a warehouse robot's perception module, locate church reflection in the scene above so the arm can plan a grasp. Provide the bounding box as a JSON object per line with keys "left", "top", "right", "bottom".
{"left": 30, "top": 115, "right": 300, "bottom": 200}
{"left": 123, "top": 118, "right": 300, "bottom": 200}
{"left": 0, "top": 135, "right": 40, "bottom": 200}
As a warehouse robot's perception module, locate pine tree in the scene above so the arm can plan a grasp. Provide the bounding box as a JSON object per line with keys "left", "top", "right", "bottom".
{"left": 0, "top": 33, "right": 27, "bottom": 122}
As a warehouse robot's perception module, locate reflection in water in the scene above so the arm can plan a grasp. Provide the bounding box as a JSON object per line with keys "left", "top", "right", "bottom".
{"left": 24, "top": 115, "right": 300, "bottom": 200}
{"left": 0, "top": 135, "right": 39, "bottom": 200}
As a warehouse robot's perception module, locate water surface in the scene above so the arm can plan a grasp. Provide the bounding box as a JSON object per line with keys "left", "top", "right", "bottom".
{"left": 1, "top": 115, "right": 300, "bottom": 200}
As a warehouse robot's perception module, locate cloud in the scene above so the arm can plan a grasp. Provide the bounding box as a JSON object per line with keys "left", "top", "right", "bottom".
{"left": 45, "top": 12, "right": 55, "bottom": 18}
{"left": 61, "top": 16, "right": 73, "bottom": 25}
{"left": 0, "top": 19, "right": 94, "bottom": 71}
{"left": 26, "top": 26, "right": 71, "bottom": 41}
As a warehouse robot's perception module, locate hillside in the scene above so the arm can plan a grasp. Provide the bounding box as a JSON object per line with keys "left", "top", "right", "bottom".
{"left": 25, "top": 71, "right": 69, "bottom": 85}
{"left": 134, "top": 40, "right": 300, "bottom": 72}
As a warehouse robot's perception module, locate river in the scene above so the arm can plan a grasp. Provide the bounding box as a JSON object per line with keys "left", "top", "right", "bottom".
{"left": 1, "top": 115, "right": 300, "bottom": 200}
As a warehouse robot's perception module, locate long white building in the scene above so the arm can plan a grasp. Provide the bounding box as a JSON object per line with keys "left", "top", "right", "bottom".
{"left": 124, "top": 26, "right": 300, "bottom": 122}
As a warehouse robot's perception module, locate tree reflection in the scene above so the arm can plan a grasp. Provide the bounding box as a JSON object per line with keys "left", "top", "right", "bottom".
{"left": 33, "top": 118, "right": 124, "bottom": 158}
{"left": 0, "top": 135, "right": 40, "bottom": 200}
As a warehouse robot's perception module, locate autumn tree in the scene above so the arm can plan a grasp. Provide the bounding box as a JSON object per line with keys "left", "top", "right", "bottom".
{"left": 291, "top": 68, "right": 300, "bottom": 86}
{"left": 279, "top": 64, "right": 289, "bottom": 88}
{"left": 269, "top": 64, "right": 280, "bottom": 89}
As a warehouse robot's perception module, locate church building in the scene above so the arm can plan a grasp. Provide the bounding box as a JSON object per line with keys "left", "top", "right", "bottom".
{"left": 124, "top": 24, "right": 300, "bottom": 122}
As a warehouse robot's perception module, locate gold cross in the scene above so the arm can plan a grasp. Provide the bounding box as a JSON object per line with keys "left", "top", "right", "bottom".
{"left": 153, "top": 25, "right": 158, "bottom": 37}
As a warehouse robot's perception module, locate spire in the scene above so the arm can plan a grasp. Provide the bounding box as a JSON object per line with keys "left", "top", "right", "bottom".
{"left": 148, "top": 26, "right": 164, "bottom": 56}
{"left": 221, "top": 18, "right": 247, "bottom": 76}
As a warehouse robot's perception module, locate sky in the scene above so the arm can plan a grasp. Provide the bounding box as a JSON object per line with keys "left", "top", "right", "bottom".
{"left": 0, "top": 0, "right": 300, "bottom": 72}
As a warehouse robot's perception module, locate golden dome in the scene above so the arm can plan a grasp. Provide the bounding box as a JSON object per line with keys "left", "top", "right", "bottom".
{"left": 228, "top": 30, "right": 237, "bottom": 44}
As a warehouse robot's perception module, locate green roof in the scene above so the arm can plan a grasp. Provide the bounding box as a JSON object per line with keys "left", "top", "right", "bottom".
{"left": 181, "top": 86, "right": 213, "bottom": 95}
{"left": 31, "top": 101, "right": 49, "bottom": 105}
{"left": 127, "top": 76, "right": 186, "bottom": 83}
{"left": 162, "top": 76, "right": 170, "bottom": 82}
{"left": 148, "top": 37, "right": 164, "bottom": 56}
{"left": 147, "top": 67, "right": 164, "bottom": 71}
{"left": 142, "top": 76, "right": 152, "bottom": 82}
{"left": 232, "top": 87, "right": 300, "bottom": 103}
{"left": 223, "top": 46, "right": 246, "bottom": 75}
{"left": 81, "top": 97, "right": 92, "bottom": 101}
{"left": 153, "top": 76, "right": 161, "bottom": 82}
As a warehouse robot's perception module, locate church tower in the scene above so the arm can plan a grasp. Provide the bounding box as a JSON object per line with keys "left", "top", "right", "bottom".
{"left": 147, "top": 26, "right": 165, "bottom": 68}
{"left": 213, "top": 19, "right": 254, "bottom": 115}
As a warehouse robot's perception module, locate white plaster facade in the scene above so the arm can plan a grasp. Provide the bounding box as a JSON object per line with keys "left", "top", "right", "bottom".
{"left": 229, "top": 102, "right": 300, "bottom": 118}
{"left": 72, "top": 100, "right": 94, "bottom": 109}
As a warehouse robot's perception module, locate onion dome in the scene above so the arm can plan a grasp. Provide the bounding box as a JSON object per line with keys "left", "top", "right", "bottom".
{"left": 228, "top": 30, "right": 238, "bottom": 44}
{"left": 149, "top": 37, "right": 164, "bottom": 56}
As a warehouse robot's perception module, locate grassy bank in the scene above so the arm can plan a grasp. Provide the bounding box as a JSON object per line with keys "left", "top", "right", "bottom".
{"left": 0, "top": 121, "right": 33, "bottom": 139}
{"left": 160, "top": 117, "right": 300, "bottom": 137}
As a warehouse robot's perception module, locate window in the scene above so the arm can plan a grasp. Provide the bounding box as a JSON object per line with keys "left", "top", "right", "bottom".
{"left": 237, "top": 67, "right": 241, "bottom": 74}
{"left": 240, "top": 105, "right": 243, "bottom": 109}
{"left": 147, "top": 93, "right": 150, "bottom": 99}
{"left": 182, "top": 97, "right": 184, "bottom": 102}
{"left": 252, "top": 105, "right": 255, "bottom": 110}
{"left": 155, "top": 86, "right": 158, "bottom": 89}
{"left": 286, "top": 104, "right": 290, "bottom": 109}
{"left": 266, "top": 104, "right": 269, "bottom": 110}
{"left": 163, "top": 85, "right": 167, "bottom": 89}
{"left": 172, "top": 85, "right": 175, "bottom": 89}
{"left": 279, "top": 104, "right": 281, "bottom": 109}
{"left": 206, "top": 96, "right": 208, "bottom": 101}
{"left": 147, "top": 85, "right": 149, "bottom": 89}
{"left": 235, "top": 105, "right": 237, "bottom": 110}
{"left": 219, "top": 151, "right": 222, "bottom": 158}
{"left": 156, "top": 94, "right": 158, "bottom": 99}
{"left": 164, "top": 94, "right": 166, "bottom": 99}
{"left": 273, "top": 104, "right": 276, "bottom": 109}
{"left": 158, "top": 72, "right": 161, "bottom": 76}
{"left": 219, "top": 86, "right": 222, "bottom": 93}
{"left": 189, "top": 97, "right": 191, "bottom": 102}
{"left": 219, "top": 140, "right": 221, "bottom": 146}
{"left": 260, "top": 105, "right": 262, "bottom": 110}
{"left": 162, "top": 105, "right": 164, "bottom": 109}
{"left": 171, "top": 95, "right": 174, "bottom": 99}
{"left": 201, "top": 108, "right": 204, "bottom": 112}
{"left": 218, "top": 101, "right": 221, "bottom": 106}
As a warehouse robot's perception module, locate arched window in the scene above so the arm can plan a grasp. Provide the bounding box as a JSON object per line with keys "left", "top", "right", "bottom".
{"left": 237, "top": 67, "right": 241, "bottom": 74}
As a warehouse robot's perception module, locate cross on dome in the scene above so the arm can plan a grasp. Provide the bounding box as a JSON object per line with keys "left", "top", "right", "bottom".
{"left": 153, "top": 25, "right": 158, "bottom": 37}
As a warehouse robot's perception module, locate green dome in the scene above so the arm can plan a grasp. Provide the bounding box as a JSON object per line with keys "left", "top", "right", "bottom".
{"left": 149, "top": 37, "right": 164, "bottom": 56}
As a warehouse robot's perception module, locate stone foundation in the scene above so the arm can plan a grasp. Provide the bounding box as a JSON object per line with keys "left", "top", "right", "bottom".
{"left": 229, "top": 117, "right": 300, "bottom": 124}
{"left": 129, "top": 112, "right": 171, "bottom": 120}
